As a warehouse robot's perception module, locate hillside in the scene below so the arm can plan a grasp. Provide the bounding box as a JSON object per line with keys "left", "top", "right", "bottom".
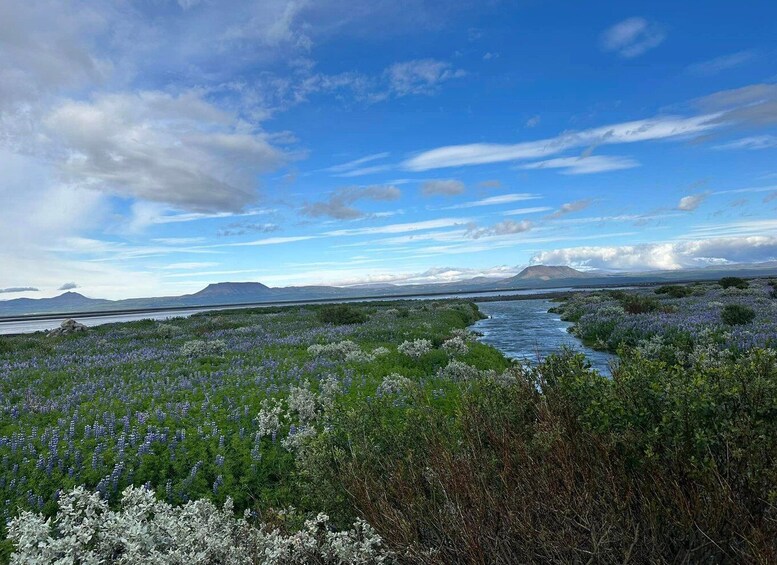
{"left": 191, "top": 282, "right": 272, "bottom": 299}
{"left": 513, "top": 265, "right": 588, "bottom": 280}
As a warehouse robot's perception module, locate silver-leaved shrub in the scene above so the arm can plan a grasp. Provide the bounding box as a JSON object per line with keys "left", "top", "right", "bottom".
{"left": 397, "top": 339, "right": 433, "bottom": 359}
{"left": 8, "top": 485, "right": 393, "bottom": 564}
{"left": 179, "top": 339, "right": 227, "bottom": 357}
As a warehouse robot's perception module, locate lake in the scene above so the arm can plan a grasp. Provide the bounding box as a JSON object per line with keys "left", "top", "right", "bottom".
{"left": 472, "top": 299, "right": 615, "bottom": 375}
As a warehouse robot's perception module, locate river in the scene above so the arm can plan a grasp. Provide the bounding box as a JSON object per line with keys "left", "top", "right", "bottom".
{"left": 472, "top": 299, "right": 615, "bottom": 374}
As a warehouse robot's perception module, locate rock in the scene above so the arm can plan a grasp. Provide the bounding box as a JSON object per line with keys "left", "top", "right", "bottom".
{"left": 48, "top": 318, "right": 88, "bottom": 337}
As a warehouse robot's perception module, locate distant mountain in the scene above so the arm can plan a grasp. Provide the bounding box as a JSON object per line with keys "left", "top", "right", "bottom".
{"left": 510, "top": 265, "right": 588, "bottom": 281}
{"left": 2, "top": 263, "right": 777, "bottom": 319}
{"left": 0, "top": 292, "right": 111, "bottom": 316}
{"left": 49, "top": 292, "right": 100, "bottom": 305}
{"left": 191, "top": 282, "right": 271, "bottom": 299}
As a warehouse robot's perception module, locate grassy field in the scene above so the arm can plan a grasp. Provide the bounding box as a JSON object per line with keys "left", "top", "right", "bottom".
{"left": 2, "top": 289, "right": 776, "bottom": 563}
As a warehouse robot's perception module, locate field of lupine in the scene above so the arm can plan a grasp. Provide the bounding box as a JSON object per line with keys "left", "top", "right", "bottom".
{"left": 550, "top": 277, "right": 777, "bottom": 354}
{"left": 0, "top": 300, "right": 509, "bottom": 561}
{"left": 2, "top": 283, "right": 777, "bottom": 563}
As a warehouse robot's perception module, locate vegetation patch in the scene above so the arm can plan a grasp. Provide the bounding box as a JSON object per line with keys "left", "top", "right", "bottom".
{"left": 2, "top": 290, "right": 776, "bottom": 562}
{"left": 316, "top": 304, "right": 369, "bottom": 325}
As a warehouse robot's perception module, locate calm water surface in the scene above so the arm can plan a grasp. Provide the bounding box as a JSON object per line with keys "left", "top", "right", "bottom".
{"left": 472, "top": 299, "right": 615, "bottom": 375}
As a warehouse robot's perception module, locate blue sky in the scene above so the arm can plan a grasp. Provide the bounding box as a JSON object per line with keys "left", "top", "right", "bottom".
{"left": 1, "top": 0, "right": 776, "bottom": 299}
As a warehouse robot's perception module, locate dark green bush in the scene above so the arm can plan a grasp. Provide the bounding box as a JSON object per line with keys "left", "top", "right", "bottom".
{"left": 309, "top": 349, "right": 777, "bottom": 562}
{"left": 316, "top": 304, "right": 368, "bottom": 325}
{"left": 655, "top": 285, "right": 693, "bottom": 298}
{"left": 719, "top": 276, "right": 749, "bottom": 289}
{"left": 721, "top": 304, "right": 756, "bottom": 325}
{"left": 620, "top": 294, "right": 661, "bottom": 314}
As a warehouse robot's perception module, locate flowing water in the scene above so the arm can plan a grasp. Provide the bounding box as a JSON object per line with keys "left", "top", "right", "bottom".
{"left": 472, "top": 299, "right": 615, "bottom": 375}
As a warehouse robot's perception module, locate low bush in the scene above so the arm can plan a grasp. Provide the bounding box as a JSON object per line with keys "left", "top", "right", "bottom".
{"left": 719, "top": 276, "right": 749, "bottom": 289}
{"left": 721, "top": 304, "right": 756, "bottom": 325}
{"left": 8, "top": 486, "right": 392, "bottom": 564}
{"left": 655, "top": 285, "right": 693, "bottom": 298}
{"left": 620, "top": 294, "right": 662, "bottom": 314}
{"left": 307, "top": 349, "right": 777, "bottom": 563}
{"left": 316, "top": 305, "right": 368, "bottom": 325}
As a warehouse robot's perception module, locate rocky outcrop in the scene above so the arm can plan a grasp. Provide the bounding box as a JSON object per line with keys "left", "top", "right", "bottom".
{"left": 48, "top": 319, "right": 88, "bottom": 337}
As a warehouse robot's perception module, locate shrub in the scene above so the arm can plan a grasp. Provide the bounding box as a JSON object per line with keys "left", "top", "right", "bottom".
{"left": 655, "top": 285, "right": 693, "bottom": 298}
{"left": 307, "top": 340, "right": 361, "bottom": 359}
{"left": 437, "top": 359, "right": 482, "bottom": 381}
{"left": 441, "top": 336, "right": 469, "bottom": 356}
{"left": 316, "top": 305, "right": 368, "bottom": 325}
{"left": 721, "top": 304, "right": 756, "bottom": 325}
{"left": 156, "top": 323, "right": 182, "bottom": 338}
{"left": 8, "top": 486, "right": 392, "bottom": 564}
{"left": 397, "top": 339, "right": 433, "bottom": 359}
{"left": 309, "top": 349, "right": 777, "bottom": 563}
{"left": 179, "top": 339, "right": 226, "bottom": 357}
{"left": 620, "top": 294, "right": 661, "bottom": 314}
{"left": 376, "top": 373, "right": 414, "bottom": 398}
{"left": 719, "top": 276, "right": 749, "bottom": 289}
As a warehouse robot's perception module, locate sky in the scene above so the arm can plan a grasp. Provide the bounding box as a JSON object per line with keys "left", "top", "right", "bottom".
{"left": 1, "top": 0, "right": 777, "bottom": 300}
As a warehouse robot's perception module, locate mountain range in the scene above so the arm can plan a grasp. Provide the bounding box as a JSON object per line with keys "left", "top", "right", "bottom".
{"left": 2, "top": 263, "right": 776, "bottom": 318}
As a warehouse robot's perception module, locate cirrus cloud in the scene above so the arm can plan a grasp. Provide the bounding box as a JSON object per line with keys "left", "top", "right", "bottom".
{"left": 520, "top": 155, "right": 639, "bottom": 175}
{"left": 600, "top": 17, "right": 666, "bottom": 58}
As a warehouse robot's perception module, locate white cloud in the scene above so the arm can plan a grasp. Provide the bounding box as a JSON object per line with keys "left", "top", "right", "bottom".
{"left": 324, "top": 152, "right": 390, "bottom": 174}
{"left": 385, "top": 59, "right": 466, "bottom": 96}
{"left": 161, "top": 262, "right": 221, "bottom": 270}
{"left": 421, "top": 179, "right": 465, "bottom": 196}
{"left": 216, "top": 223, "right": 281, "bottom": 237}
{"left": 677, "top": 194, "right": 707, "bottom": 211}
{"left": 326, "top": 217, "right": 471, "bottom": 237}
{"left": 714, "top": 135, "right": 777, "bottom": 151}
{"left": 600, "top": 17, "right": 666, "bottom": 58}
{"left": 503, "top": 206, "right": 554, "bottom": 216}
{"left": 132, "top": 205, "right": 274, "bottom": 228}
{"left": 525, "top": 115, "right": 541, "bottom": 128}
{"left": 532, "top": 236, "right": 777, "bottom": 271}
{"left": 547, "top": 199, "right": 593, "bottom": 219}
{"left": 686, "top": 50, "right": 755, "bottom": 76}
{"left": 45, "top": 91, "right": 288, "bottom": 212}
{"left": 227, "top": 235, "right": 318, "bottom": 247}
{"left": 0, "top": 0, "right": 112, "bottom": 112}
{"left": 694, "top": 83, "right": 777, "bottom": 128}
{"left": 683, "top": 219, "right": 777, "bottom": 238}
{"left": 520, "top": 155, "right": 639, "bottom": 175}
{"left": 259, "top": 264, "right": 519, "bottom": 288}
{"left": 466, "top": 220, "right": 532, "bottom": 239}
{"left": 442, "top": 193, "right": 540, "bottom": 209}
{"left": 402, "top": 114, "right": 715, "bottom": 171}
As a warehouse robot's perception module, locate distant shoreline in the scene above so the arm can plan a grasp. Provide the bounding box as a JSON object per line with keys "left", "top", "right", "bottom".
{"left": 0, "top": 274, "right": 768, "bottom": 325}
